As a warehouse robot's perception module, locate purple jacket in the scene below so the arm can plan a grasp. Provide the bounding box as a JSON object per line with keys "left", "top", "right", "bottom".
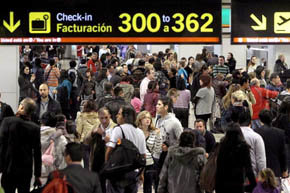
{"left": 253, "top": 182, "right": 280, "bottom": 193}
{"left": 143, "top": 91, "right": 159, "bottom": 117}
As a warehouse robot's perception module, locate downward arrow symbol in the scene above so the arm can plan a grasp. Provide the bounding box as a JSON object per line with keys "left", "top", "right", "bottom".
{"left": 3, "top": 12, "right": 21, "bottom": 33}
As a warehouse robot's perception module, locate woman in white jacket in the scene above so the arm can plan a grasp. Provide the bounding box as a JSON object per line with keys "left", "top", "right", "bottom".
{"left": 40, "top": 112, "right": 67, "bottom": 178}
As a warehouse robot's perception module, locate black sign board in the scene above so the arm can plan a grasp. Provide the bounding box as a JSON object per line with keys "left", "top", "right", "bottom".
{"left": 232, "top": 0, "right": 290, "bottom": 44}
{"left": 0, "top": 0, "right": 221, "bottom": 44}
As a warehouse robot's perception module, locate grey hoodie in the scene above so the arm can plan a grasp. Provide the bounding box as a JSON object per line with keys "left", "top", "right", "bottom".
{"left": 158, "top": 146, "right": 207, "bottom": 193}
{"left": 155, "top": 113, "right": 183, "bottom": 147}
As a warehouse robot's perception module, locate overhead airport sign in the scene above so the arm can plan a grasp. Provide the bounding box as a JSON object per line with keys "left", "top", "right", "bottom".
{"left": 0, "top": 0, "right": 221, "bottom": 44}
{"left": 232, "top": 0, "right": 290, "bottom": 44}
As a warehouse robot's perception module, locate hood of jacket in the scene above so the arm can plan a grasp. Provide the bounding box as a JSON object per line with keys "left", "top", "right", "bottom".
{"left": 158, "top": 145, "right": 206, "bottom": 193}
{"left": 168, "top": 145, "right": 205, "bottom": 165}
{"left": 80, "top": 111, "right": 98, "bottom": 119}
{"left": 161, "top": 113, "right": 176, "bottom": 121}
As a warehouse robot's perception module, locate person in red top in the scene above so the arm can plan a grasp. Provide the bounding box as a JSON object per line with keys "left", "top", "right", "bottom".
{"left": 77, "top": 45, "right": 83, "bottom": 58}
{"left": 250, "top": 78, "right": 278, "bottom": 129}
{"left": 87, "top": 52, "right": 99, "bottom": 73}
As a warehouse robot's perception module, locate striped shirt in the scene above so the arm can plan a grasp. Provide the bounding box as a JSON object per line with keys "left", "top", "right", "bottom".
{"left": 212, "top": 64, "right": 230, "bottom": 77}
{"left": 145, "top": 129, "right": 162, "bottom": 165}
{"left": 45, "top": 66, "right": 60, "bottom": 87}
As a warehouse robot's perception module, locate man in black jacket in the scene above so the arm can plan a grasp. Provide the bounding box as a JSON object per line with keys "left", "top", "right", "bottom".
{"left": 47, "top": 142, "right": 102, "bottom": 193}
{"left": 194, "top": 119, "right": 216, "bottom": 155}
{"left": 255, "top": 109, "right": 288, "bottom": 177}
{"left": 34, "top": 83, "right": 62, "bottom": 123}
{"left": 274, "top": 54, "right": 288, "bottom": 74}
{"left": 0, "top": 97, "right": 42, "bottom": 193}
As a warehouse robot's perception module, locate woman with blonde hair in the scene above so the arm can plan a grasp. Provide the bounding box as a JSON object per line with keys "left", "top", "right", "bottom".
{"left": 136, "top": 111, "right": 162, "bottom": 193}
{"left": 163, "top": 60, "right": 171, "bottom": 72}
{"left": 222, "top": 90, "right": 249, "bottom": 130}
{"left": 221, "top": 87, "right": 244, "bottom": 130}
{"left": 231, "top": 90, "right": 248, "bottom": 105}
{"left": 222, "top": 84, "right": 241, "bottom": 111}
{"left": 253, "top": 168, "right": 280, "bottom": 193}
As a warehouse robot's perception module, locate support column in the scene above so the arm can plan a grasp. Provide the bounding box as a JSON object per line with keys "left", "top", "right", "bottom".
{"left": 0, "top": 45, "right": 19, "bottom": 112}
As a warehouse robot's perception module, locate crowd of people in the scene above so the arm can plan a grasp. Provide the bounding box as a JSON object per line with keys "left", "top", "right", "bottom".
{"left": 0, "top": 44, "right": 290, "bottom": 193}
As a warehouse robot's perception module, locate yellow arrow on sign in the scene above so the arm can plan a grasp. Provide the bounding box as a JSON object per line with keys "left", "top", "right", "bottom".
{"left": 250, "top": 14, "right": 267, "bottom": 31}
{"left": 3, "top": 12, "right": 21, "bottom": 33}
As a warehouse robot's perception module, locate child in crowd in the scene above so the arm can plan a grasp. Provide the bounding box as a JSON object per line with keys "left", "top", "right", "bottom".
{"left": 131, "top": 88, "right": 142, "bottom": 114}
{"left": 253, "top": 168, "right": 280, "bottom": 193}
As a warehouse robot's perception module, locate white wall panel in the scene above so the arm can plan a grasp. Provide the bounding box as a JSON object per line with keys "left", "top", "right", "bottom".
{"left": 178, "top": 45, "right": 204, "bottom": 60}
{"left": 150, "top": 45, "right": 170, "bottom": 55}
{"left": 0, "top": 46, "right": 19, "bottom": 112}
{"left": 222, "top": 36, "right": 247, "bottom": 70}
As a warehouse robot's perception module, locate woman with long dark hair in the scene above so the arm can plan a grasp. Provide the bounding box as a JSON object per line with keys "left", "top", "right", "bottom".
{"left": 18, "top": 64, "right": 38, "bottom": 102}
{"left": 226, "top": 52, "right": 236, "bottom": 74}
{"left": 185, "top": 56, "right": 194, "bottom": 78}
{"left": 143, "top": 80, "right": 160, "bottom": 117}
{"left": 215, "top": 123, "right": 256, "bottom": 193}
{"left": 255, "top": 66, "right": 267, "bottom": 88}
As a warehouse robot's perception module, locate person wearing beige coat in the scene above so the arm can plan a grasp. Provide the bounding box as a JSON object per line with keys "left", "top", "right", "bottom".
{"left": 76, "top": 100, "right": 98, "bottom": 169}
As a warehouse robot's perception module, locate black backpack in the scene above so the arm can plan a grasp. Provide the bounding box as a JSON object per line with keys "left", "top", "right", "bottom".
{"left": 56, "top": 86, "right": 69, "bottom": 111}
{"left": 101, "top": 125, "right": 146, "bottom": 181}
{"left": 68, "top": 71, "right": 76, "bottom": 85}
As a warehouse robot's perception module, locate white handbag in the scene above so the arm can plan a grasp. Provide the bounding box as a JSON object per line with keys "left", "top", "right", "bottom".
{"left": 281, "top": 177, "right": 290, "bottom": 193}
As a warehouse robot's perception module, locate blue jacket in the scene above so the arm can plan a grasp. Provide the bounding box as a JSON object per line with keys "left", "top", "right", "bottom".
{"left": 58, "top": 79, "right": 72, "bottom": 99}
{"left": 266, "top": 82, "right": 283, "bottom": 92}
{"left": 178, "top": 68, "right": 188, "bottom": 86}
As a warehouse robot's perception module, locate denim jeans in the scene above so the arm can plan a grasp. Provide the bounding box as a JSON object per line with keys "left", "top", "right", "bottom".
{"left": 49, "top": 86, "right": 57, "bottom": 99}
